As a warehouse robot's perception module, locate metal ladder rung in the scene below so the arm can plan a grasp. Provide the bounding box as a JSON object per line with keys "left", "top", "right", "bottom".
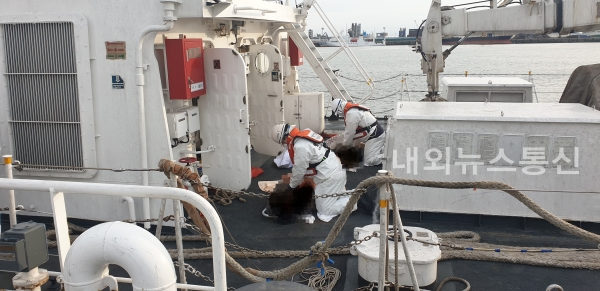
{"left": 287, "top": 23, "right": 352, "bottom": 102}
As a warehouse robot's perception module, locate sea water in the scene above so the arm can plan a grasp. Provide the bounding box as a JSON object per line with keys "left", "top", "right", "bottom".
{"left": 297, "top": 43, "right": 600, "bottom": 116}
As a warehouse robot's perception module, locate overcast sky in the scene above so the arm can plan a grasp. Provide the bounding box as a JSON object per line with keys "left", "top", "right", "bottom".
{"left": 305, "top": 0, "right": 475, "bottom": 37}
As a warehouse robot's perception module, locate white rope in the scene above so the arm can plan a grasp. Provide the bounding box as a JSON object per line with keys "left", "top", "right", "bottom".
{"left": 295, "top": 267, "right": 340, "bottom": 291}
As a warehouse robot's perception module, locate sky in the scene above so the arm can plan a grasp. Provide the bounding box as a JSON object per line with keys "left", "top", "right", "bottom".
{"left": 305, "top": 0, "right": 475, "bottom": 37}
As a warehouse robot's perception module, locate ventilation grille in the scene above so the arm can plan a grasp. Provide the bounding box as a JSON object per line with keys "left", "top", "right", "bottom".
{"left": 3, "top": 22, "right": 83, "bottom": 171}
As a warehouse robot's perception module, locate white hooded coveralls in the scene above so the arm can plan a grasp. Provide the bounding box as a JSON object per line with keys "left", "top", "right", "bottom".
{"left": 342, "top": 107, "right": 386, "bottom": 166}
{"left": 290, "top": 137, "right": 354, "bottom": 222}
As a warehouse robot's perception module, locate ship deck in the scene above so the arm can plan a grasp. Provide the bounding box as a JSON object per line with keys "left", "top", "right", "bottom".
{"left": 2, "top": 119, "right": 600, "bottom": 290}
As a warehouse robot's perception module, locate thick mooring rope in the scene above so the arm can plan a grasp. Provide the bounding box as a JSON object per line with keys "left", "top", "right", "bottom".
{"left": 44, "top": 175, "right": 600, "bottom": 284}
{"left": 244, "top": 176, "right": 600, "bottom": 281}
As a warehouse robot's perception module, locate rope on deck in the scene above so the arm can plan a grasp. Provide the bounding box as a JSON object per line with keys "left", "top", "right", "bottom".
{"left": 244, "top": 176, "right": 600, "bottom": 281}
{"left": 41, "top": 175, "right": 600, "bottom": 284}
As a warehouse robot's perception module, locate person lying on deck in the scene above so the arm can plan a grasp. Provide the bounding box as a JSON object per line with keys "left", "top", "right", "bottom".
{"left": 331, "top": 98, "right": 385, "bottom": 166}
{"left": 270, "top": 123, "right": 356, "bottom": 222}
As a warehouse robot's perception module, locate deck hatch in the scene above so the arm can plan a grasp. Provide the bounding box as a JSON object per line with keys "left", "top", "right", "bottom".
{"left": 2, "top": 22, "right": 84, "bottom": 172}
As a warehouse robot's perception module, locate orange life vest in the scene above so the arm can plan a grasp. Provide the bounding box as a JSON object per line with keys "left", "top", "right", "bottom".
{"left": 343, "top": 102, "right": 371, "bottom": 121}
{"left": 342, "top": 103, "right": 377, "bottom": 140}
{"left": 286, "top": 128, "right": 328, "bottom": 176}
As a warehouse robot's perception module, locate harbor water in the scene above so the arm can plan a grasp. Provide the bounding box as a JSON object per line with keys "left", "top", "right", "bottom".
{"left": 297, "top": 43, "right": 600, "bottom": 116}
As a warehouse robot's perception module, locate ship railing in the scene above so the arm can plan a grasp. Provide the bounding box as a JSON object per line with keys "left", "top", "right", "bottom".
{"left": 0, "top": 178, "right": 226, "bottom": 291}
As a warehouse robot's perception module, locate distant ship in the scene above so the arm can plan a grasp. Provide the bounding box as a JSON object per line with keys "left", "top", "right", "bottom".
{"left": 311, "top": 36, "right": 340, "bottom": 47}
{"left": 308, "top": 29, "right": 340, "bottom": 47}
{"left": 386, "top": 29, "right": 514, "bottom": 46}
{"left": 308, "top": 24, "right": 385, "bottom": 47}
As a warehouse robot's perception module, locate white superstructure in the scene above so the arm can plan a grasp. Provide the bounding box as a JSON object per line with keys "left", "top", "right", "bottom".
{"left": 0, "top": 0, "right": 332, "bottom": 223}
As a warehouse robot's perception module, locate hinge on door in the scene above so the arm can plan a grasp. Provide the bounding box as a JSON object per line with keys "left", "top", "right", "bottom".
{"left": 243, "top": 95, "right": 247, "bottom": 104}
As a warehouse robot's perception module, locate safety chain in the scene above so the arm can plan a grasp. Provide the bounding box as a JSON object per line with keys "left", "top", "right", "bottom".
{"left": 366, "top": 88, "right": 404, "bottom": 101}
{"left": 1, "top": 161, "right": 160, "bottom": 172}
{"left": 122, "top": 215, "right": 175, "bottom": 224}
{"left": 183, "top": 222, "right": 212, "bottom": 240}
{"left": 352, "top": 282, "right": 377, "bottom": 291}
{"left": 314, "top": 188, "right": 367, "bottom": 199}
{"left": 339, "top": 73, "right": 404, "bottom": 83}
{"left": 225, "top": 242, "right": 272, "bottom": 256}
{"left": 372, "top": 108, "right": 395, "bottom": 115}
{"left": 0, "top": 205, "right": 24, "bottom": 211}
{"left": 174, "top": 262, "right": 236, "bottom": 291}
{"left": 328, "top": 231, "right": 379, "bottom": 253}
{"left": 207, "top": 185, "right": 270, "bottom": 199}
{"left": 206, "top": 185, "right": 367, "bottom": 200}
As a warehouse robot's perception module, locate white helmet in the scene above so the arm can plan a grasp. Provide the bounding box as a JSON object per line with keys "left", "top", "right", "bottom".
{"left": 331, "top": 98, "right": 346, "bottom": 115}
{"left": 271, "top": 123, "right": 295, "bottom": 145}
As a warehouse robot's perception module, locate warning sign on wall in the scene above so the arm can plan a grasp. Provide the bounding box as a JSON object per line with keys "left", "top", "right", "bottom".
{"left": 106, "top": 41, "right": 126, "bottom": 60}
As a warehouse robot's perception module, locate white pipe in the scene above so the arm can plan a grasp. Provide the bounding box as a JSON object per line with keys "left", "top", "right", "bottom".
{"left": 155, "top": 198, "right": 168, "bottom": 239}
{"left": 62, "top": 221, "right": 176, "bottom": 291}
{"left": 2, "top": 155, "right": 17, "bottom": 227}
{"left": 181, "top": 145, "right": 215, "bottom": 155}
{"left": 137, "top": 0, "right": 178, "bottom": 229}
{"left": 48, "top": 271, "right": 215, "bottom": 291}
{"left": 173, "top": 199, "right": 187, "bottom": 288}
{"left": 0, "top": 178, "right": 228, "bottom": 291}
{"left": 377, "top": 170, "right": 389, "bottom": 290}
{"left": 102, "top": 276, "right": 119, "bottom": 291}
{"left": 390, "top": 183, "right": 420, "bottom": 290}
{"left": 120, "top": 196, "right": 136, "bottom": 222}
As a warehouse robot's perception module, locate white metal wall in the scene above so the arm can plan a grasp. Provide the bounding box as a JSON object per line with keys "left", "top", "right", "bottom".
{"left": 248, "top": 44, "right": 285, "bottom": 156}
{"left": 198, "top": 48, "right": 251, "bottom": 190}
{"left": 0, "top": 0, "right": 300, "bottom": 221}
{"left": 384, "top": 102, "right": 600, "bottom": 222}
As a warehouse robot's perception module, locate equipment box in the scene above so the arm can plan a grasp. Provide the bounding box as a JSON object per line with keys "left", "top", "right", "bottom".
{"left": 167, "top": 111, "right": 188, "bottom": 139}
{"left": 165, "top": 38, "right": 206, "bottom": 100}
{"left": 441, "top": 77, "right": 533, "bottom": 103}
{"left": 384, "top": 102, "right": 600, "bottom": 222}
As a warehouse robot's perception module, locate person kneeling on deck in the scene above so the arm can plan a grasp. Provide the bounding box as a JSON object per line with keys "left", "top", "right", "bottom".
{"left": 331, "top": 98, "right": 385, "bottom": 166}
{"left": 271, "top": 123, "right": 355, "bottom": 222}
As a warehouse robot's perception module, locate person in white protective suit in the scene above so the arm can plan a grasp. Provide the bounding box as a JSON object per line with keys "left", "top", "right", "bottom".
{"left": 271, "top": 123, "right": 356, "bottom": 222}
{"left": 331, "top": 99, "right": 385, "bottom": 166}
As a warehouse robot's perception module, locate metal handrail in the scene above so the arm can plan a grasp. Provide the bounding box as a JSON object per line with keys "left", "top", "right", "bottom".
{"left": 313, "top": 1, "right": 375, "bottom": 103}
{"left": 0, "top": 178, "right": 227, "bottom": 291}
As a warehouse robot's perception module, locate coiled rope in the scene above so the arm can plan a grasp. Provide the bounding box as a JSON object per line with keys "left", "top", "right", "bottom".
{"left": 42, "top": 175, "right": 600, "bottom": 285}
{"left": 242, "top": 176, "right": 600, "bottom": 281}
{"left": 436, "top": 277, "right": 471, "bottom": 291}
{"left": 293, "top": 267, "right": 341, "bottom": 291}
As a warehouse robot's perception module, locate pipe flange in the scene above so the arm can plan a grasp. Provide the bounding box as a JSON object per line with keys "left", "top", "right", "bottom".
{"left": 13, "top": 268, "right": 49, "bottom": 290}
